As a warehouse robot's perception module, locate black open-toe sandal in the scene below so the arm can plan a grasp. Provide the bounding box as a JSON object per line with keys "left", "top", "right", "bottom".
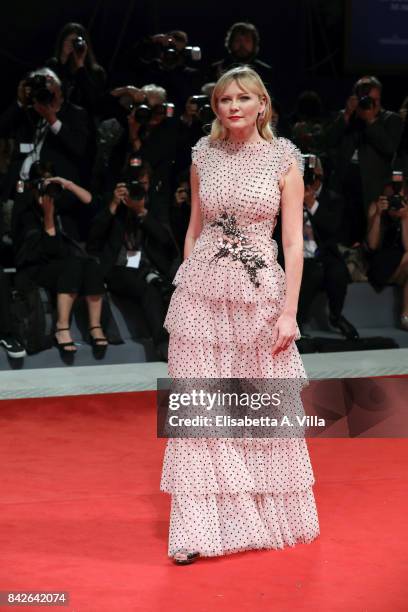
{"left": 172, "top": 550, "right": 200, "bottom": 565}
{"left": 54, "top": 327, "right": 77, "bottom": 353}
{"left": 88, "top": 326, "right": 108, "bottom": 347}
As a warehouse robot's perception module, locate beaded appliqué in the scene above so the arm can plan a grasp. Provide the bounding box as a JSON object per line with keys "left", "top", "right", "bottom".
{"left": 209, "top": 211, "right": 267, "bottom": 287}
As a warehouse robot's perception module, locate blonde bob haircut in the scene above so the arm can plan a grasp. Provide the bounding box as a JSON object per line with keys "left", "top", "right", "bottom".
{"left": 209, "top": 65, "right": 274, "bottom": 142}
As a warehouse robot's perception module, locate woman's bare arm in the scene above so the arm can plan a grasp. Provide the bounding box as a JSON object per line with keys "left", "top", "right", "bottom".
{"left": 279, "top": 163, "right": 305, "bottom": 317}
{"left": 270, "top": 163, "right": 304, "bottom": 355}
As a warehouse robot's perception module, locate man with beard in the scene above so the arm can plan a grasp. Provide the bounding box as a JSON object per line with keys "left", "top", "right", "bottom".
{"left": 209, "top": 22, "right": 273, "bottom": 94}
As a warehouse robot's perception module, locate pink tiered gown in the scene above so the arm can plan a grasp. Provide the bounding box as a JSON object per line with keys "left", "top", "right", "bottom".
{"left": 160, "top": 135, "right": 320, "bottom": 558}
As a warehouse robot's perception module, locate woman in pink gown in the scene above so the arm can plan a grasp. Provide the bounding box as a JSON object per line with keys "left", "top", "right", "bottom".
{"left": 160, "top": 66, "right": 320, "bottom": 564}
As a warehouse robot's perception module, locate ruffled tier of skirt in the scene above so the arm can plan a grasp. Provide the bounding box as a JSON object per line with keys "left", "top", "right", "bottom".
{"left": 164, "top": 256, "right": 302, "bottom": 347}
{"left": 168, "top": 489, "right": 320, "bottom": 557}
{"left": 160, "top": 437, "right": 315, "bottom": 495}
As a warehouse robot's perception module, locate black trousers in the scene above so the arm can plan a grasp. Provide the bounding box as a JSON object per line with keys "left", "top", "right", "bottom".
{"left": 338, "top": 163, "right": 367, "bottom": 246}
{"left": 298, "top": 254, "right": 351, "bottom": 324}
{"left": 23, "top": 258, "right": 105, "bottom": 296}
{"left": 106, "top": 266, "right": 168, "bottom": 345}
{"left": 0, "top": 268, "right": 13, "bottom": 336}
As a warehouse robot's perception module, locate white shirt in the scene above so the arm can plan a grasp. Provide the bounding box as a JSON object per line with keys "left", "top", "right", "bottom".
{"left": 303, "top": 184, "right": 322, "bottom": 259}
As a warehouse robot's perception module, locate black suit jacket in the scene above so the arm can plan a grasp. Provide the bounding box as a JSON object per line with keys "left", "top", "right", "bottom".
{"left": 305, "top": 185, "right": 345, "bottom": 258}
{"left": 325, "top": 109, "right": 403, "bottom": 208}
{"left": 275, "top": 185, "right": 345, "bottom": 267}
{"left": 87, "top": 202, "right": 180, "bottom": 279}
{"left": 0, "top": 100, "right": 90, "bottom": 200}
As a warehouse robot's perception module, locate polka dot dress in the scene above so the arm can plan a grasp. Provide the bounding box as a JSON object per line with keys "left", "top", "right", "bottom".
{"left": 160, "top": 135, "right": 320, "bottom": 558}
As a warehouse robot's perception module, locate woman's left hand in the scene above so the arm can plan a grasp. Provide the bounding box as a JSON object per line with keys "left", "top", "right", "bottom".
{"left": 271, "top": 312, "right": 298, "bottom": 355}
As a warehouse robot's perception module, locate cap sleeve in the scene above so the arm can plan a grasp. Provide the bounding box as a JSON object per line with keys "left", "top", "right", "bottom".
{"left": 191, "top": 135, "right": 209, "bottom": 173}
{"left": 278, "top": 137, "right": 304, "bottom": 178}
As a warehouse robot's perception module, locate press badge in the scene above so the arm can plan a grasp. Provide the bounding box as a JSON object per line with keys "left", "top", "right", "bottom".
{"left": 20, "top": 143, "right": 34, "bottom": 154}
{"left": 126, "top": 250, "right": 141, "bottom": 269}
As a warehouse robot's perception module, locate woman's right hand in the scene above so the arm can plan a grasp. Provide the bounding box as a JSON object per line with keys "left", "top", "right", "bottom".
{"left": 110, "top": 183, "right": 128, "bottom": 211}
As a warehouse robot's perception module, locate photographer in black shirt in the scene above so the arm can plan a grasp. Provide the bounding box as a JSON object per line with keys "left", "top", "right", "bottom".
{"left": 46, "top": 22, "right": 106, "bottom": 116}
{"left": 326, "top": 76, "right": 403, "bottom": 246}
{"left": 12, "top": 162, "right": 107, "bottom": 355}
{"left": 98, "top": 84, "right": 179, "bottom": 222}
{"left": 88, "top": 163, "right": 179, "bottom": 361}
{"left": 366, "top": 172, "right": 408, "bottom": 330}
{"left": 0, "top": 67, "right": 90, "bottom": 201}
{"left": 297, "top": 155, "right": 359, "bottom": 340}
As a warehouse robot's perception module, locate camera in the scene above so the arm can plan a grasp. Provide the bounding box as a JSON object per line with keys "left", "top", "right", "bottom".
{"left": 124, "top": 179, "right": 146, "bottom": 201}
{"left": 302, "top": 154, "right": 318, "bottom": 186}
{"left": 189, "top": 95, "right": 214, "bottom": 124}
{"left": 25, "top": 74, "right": 55, "bottom": 106}
{"left": 35, "top": 179, "right": 64, "bottom": 200}
{"left": 358, "top": 95, "right": 375, "bottom": 111}
{"left": 119, "top": 95, "right": 175, "bottom": 123}
{"left": 72, "top": 36, "right": 86, "bottom": 52}
{"left": 17, "top": 177, "right": 64, "bottom": 200}
{"left": 386, "top": 171, "right": 405, "bottom": 211}
{"left": 135, "top": 35, "right": 201, "bottom": 68}
{"left": 123, "top": 155, "right": 147, "bottom": 201}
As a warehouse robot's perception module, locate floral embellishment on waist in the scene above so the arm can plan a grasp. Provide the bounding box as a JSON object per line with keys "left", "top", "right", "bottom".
{"left": 209, "top": 211, "right": 268, "bottom": 287}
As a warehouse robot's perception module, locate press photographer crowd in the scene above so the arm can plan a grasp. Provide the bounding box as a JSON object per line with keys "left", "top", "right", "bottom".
{"left": 0, "top": 20, "right": 407, "bottom": 363}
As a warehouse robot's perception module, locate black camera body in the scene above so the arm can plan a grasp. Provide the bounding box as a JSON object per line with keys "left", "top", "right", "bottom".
{"left": 136, "top": 36, "right": 201, "bottom": 68}
{"left": 124, "top": 179, "right": 146, "bottom": 201}
{"left": 72, "top": 36, "right": 86, "bottom": 52}
{"left": 25, "top": 74, "right": 55, "bottom": 106}
{"left": 119, "top": 95, "right": 175, "bottom": 123}
{"left": 387, "top": 194, "right": 404, "bottom": 211}
{"left": 33, "top": 179, "right": 64, "bottom": 200}
{"left": 189, "top": 95, "right": 214, "bottom": 124}
{"left": 358, "top": 95, "right": 375, "bottom": 111}
{"left": 386, "top": 170, "right": 405, "bottom": 210}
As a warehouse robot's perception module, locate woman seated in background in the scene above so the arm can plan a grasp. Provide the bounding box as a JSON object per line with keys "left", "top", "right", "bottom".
{"left": 12, "top": 161, "right": 108, "bottom": 354}
{"left": 366, "top": 176, "right": 408, "bottom": 330}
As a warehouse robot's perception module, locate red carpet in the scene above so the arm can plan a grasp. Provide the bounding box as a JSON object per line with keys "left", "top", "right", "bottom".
{"left": 0, "top": 391, "right": 407, "bottom": 611}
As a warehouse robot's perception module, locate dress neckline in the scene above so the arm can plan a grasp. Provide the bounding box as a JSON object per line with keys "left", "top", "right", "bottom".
{"left": 220, "top": 138, "right": 270, "bottom": 147}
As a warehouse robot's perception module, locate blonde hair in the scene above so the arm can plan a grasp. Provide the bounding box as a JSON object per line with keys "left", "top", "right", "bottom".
{"left": 210, "top": 66, "right": 274, "bottom": 142}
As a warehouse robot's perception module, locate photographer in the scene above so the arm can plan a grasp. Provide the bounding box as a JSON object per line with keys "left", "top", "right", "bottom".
{"left": 87, "top": 166, "right": 179, "bottom": 361}
{"left": 176, "top": 93, "right": 214, "bottom": 172}
{"left": 46, "top": 22, "right": 107, "bottom": 116}
{"left": 121, "top": 31, "right": 202, "bottom": 116}
{"left": 99, "top": 84, "right": 179, "bottom": 222}
{"left": 366, "top": 173, "right": 408, "bottom": 330}
{"left": 326, "top": 76, "right": 403, "bottom": 246}
{"left": 0, "top": 67, "right": 90, "bottom": 202}
{"left": 209, "top": 22, "right": 273, "bottom": 92}
{"left": 12, "top": 162, "right": 107, "bottom": 354}
{"left": 297, "top": 155, "right": 359, "bottom": 339}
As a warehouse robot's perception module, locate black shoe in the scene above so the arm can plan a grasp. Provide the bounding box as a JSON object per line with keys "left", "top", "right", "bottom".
{"left": 155, "top": 340, "right": 168, "bottom": 362}
{"left": 329, "top": 314, "right": 360, "bottom": 340}
{"left": 54, "top": 327, "right": 77, "bottom": 354}
{"left": 88, "top": 326, "right": 109, "bottom": 347}
{"left": 0, "top": 336, "right": 26, "bottom": 359}
{"left": 172, "top": 550, "right": 200, "bottom": 565}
